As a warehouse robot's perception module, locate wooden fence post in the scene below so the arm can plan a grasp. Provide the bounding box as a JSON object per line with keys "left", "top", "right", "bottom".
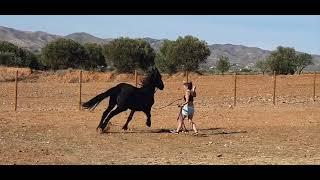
{"left": 313, "top": 71, "right": 316, "bottom": 102}
{"left": 273, "top": 71, "right": 276, "bottom": 105}
{"left": 186, "top": 71, "right": 189, "bottom": 83}
{"left": 234, "top": 72, "right": 237, "bottom": 107}
{"left": 135, "top": 70, "right": 138, "bottom": 87}
{"left": 79, "top": 70, "right": 82, "bottom": 111}
{"left": 14, "top": 70, "right": 18, "bottom": 111}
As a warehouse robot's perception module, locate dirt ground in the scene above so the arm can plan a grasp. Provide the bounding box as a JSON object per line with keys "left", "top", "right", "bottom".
{"left": 0, "top": 70, "right": 320, "bottom": 164}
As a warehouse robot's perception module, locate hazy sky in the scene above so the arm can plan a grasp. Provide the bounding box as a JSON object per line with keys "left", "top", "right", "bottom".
{"left": 0, "top": 15, "right": 319, "bottom": 54}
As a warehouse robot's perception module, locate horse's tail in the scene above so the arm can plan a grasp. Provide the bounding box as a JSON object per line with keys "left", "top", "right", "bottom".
{"left": 82, "top": 86, "right": 117, "bottom": 110}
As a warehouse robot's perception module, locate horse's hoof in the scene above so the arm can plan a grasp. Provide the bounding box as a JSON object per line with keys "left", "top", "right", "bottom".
{"left": 122, "top": 126, "right": 128, "bottom": 131}
{"left": 97, "top": 128, "right": 104, "bottom": 134}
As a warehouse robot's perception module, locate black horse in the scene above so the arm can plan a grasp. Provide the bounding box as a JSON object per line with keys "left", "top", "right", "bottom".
{"left": 82, "top": 66, "right": 164, "bottom": 133}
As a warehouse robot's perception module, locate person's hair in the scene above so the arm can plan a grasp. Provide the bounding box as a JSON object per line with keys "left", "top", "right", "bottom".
{"left": 183, "top": 81, "right": 193, "bottom": 90}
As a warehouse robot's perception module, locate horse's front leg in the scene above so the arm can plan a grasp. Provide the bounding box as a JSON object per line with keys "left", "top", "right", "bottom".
{"left": 144, "top": 110, "right": 151, "bottom": 127}
{"left": 122, "top": 110, "right": 135, "bottom": 130}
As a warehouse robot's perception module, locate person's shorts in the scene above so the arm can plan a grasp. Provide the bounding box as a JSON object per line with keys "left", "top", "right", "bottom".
{"left": 181, "top": 104, "right": 194, "bottom": 118}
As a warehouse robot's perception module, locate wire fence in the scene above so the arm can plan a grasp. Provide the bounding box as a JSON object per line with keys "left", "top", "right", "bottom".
{"left": 0, "top": 70, "right": 319, "bottom": 112}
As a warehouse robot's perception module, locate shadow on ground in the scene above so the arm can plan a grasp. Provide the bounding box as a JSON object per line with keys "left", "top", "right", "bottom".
{"left": 104, "top": 127, "right": 247, "bottom": 137}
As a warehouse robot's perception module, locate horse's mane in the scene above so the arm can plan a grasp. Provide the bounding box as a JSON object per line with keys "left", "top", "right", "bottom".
{"left": 140, "top": 70, "right": 154, "bottom": 87}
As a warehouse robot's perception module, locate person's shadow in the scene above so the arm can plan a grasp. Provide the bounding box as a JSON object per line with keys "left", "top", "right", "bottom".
{"left": 104, "top": 127, "right": 247, "bottom": 137}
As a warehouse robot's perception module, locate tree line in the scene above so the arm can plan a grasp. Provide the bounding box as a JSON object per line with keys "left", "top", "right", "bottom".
{"left": 213, "top": 46, "right": 313, "bottom": 75}
{"left": 0, "top": 37, "right": 314, "bottom": 75}
{"left": 255, "top": 46, "right": 313, "bottom": 75}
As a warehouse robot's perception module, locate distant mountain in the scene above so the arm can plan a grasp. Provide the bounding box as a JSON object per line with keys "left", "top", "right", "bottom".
{"left": 1, "top": 25, "right": 320, "bottom": 70}
{"left": 205, "top": 44, "right": 272, "bottom": 68}
{"left": 141, "top": 37, "right": 165, "bottom": 52}
{"left": 64, "top": 32, "right": 112, "bottom": 44}
{"left": 0, "top": 26, "right": 61, "bottom": 53}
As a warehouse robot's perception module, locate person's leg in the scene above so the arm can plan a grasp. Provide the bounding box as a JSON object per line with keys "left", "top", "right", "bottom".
{"left": 176, "top": 114, "right": 185, "bottom": 132}
{"left": 181, "top": 121, "right": 188, "bottom": 132}
{"left": 177, "top": 110, "right": 186, "bottom": 132}
{"left": 188, "top": 114, "right": 198, "bottom": 134}
{"left": 171, "top": 111, "right": 186, "bottom": 134}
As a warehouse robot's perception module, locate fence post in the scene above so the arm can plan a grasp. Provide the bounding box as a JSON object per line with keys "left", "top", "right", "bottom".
{"left": 234, "top": 72, "right": 237, "bottom": 107}
{"left": 273, "top": 71, "right": 276, "bottom": 105}
{"left": 313, "top": 71, "right": 316, "bottom": 102}
{"left": 79, "top": 70, "right": 82, "bottom": 111}
{"left": 14, "top": 70, "right": 18, "bottom": 111}
{"left": 186, "top": 71, "right": 189, "bottom": 83}
{"left": 135, "top": 70, "right": 138, "bottom": 87}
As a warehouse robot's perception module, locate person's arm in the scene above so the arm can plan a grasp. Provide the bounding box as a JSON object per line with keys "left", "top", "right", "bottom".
{"left": 192, "top": 85, "right": 196, "bottom": 97}
{"left": 181, "top": 91, "right": 190, "bottom": 106}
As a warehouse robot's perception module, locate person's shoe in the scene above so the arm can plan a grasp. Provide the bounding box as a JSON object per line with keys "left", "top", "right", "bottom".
{"left": 182, "top": 130, "right": 189, "bottom": 134}
{"left": 170, "top": 130, "right": 179, "bottom": 134}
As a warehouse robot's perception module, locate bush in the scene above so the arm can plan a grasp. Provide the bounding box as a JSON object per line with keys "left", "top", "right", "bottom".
{"left": 255, "top": 60, "right": 268, "bottom": 75}
{"left": 156, "top": 36, "right": 210, "bottom": 74}
{"left": 265, "top": 46, "right": 314, "bottom": 75}
{"left": 103, "top": 37, "right": 155, "bottom": 73}
{"left": 155, "top": 40, "right": 178, "bottom": 74}
{"left": 294, "top": 53, "right": 313, "bottom": 74}
{"left": 216, "top": 56, "right": 231, "bottom": 75}
{"left": 0, "top": 41, "right": 41, "bottom": 69}
{"left": 83, "top": 43, "right": 106, "bottom": 70}
{"left": 266, "top": 46, "right": 296, "bottom": 75}
{"left": 41, "top": 38, "right": 89, "bottom": 70}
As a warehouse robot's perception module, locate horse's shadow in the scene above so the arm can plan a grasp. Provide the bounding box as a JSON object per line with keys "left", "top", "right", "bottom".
{"left": 105, "top": 127, "right": 247, "bottom": 137}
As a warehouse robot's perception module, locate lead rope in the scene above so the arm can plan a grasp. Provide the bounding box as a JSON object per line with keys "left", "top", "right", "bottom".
{"left": 151, "top": 97, "right": 183, "bottom": 110}
{"left": 152, "top": 88, "right": 183, "bottom": 110}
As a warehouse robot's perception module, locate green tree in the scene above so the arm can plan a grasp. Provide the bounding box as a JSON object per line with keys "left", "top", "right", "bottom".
{"left": 155, "top": 40, "right": 179, "bottom": 74}
{"left": 174, "top": 36, "right": 210, "bottom": 72}
{"left": 0, "top": 41, "right": 40, "bottom": 69}
{"left": 41, "top": 38, "right": 89, "bottom": 70}
{"left": 0, "top": 41, "right": 20, "bottom": 54}
{"left": 83, "top": 43, "right": 106, "bottom": 70}
{"left": 0, "top": 52, "right": 19, "bottom": 66}
{"left": 294, "top": 53, "right": 313, "bottom": 75}
{"left": 255, "top": 60, "right": 269, "bottom": 75}
{"left": 23, "top": 49, "right": 40, "bottom": 69}
{"left": 103, "top": 37, "right": 155, "bottom": 73}
{"left": 266, "top": 46, "right": 296, "bottom": 75}
{"left": 156, "top": 35, "right": 210, "bottom": 73}
{"left": 216, "top": 56, "right": 231, "bottom": 75}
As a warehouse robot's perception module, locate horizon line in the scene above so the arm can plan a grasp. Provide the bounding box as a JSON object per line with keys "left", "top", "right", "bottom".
{"left": 0, "top": 25, "right": 318, "bottom": 56}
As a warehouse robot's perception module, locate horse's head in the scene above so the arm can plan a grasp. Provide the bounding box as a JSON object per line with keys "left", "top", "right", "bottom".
{"left": 142, "top": 66, "right": 164, "bottom": 90}
{"left": 150, "top": 66, "right": 164, "bottom": 90}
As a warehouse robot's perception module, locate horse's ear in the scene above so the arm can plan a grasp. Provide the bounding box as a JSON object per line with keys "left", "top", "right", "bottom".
{"left": 154, "top": 67, "right": 160, "bottom": 74}
{"left": 146, "top": 66, "right": 153, "bottom": 75}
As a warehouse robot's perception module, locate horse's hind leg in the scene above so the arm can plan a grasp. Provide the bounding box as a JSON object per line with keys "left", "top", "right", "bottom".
{"left": 122, "top": 110, "right": 135, "bottom": 130}
{"left": 100, "top": 106, "right": 127, "bottom": 133}
{"left": 143, "top": 110, "right": 152, "bottom": 127}
{"left": 97, "top": 96, "right": 116, "bottom": 131}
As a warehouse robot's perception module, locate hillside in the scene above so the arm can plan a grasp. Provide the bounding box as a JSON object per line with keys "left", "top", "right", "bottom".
{"left": 64, "top": 32, "right": 112, "bottom": 44}
{"left": 0, "top": 26, "right": 61, "bottom": 53}
{"left": 1, "top": 25, "right": 320, "bottom": 69}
